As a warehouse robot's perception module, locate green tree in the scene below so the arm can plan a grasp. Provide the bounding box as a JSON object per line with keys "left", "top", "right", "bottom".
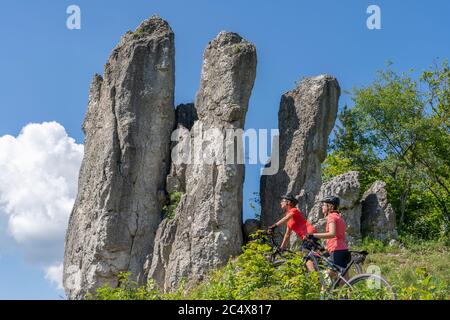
{"left": 324, "top": 60, "right": 450, "bottom": 239}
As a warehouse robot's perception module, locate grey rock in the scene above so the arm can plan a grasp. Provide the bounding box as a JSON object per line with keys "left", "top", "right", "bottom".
{"left": 309, "top": 171, "right": 362, "bottom": 245}
{"left": 143, "top": 217, "right": 178, "bottom": 287}
{"left": 147, "top": 31, "right": 257, "bottom": 292}
{"left": 166, "top": 103, "right": 198, "bottom": 194}
{"left": 260, "top": 75, "right": 340, "bottom": 228}
{"left": 63, "top": 16, "right": 175, "bottom": 299}
{"left": 361, "top": 181, "right": 398, "bottom": 241}
{"left": 389, "top": 239, "right": 398, "bottom": 247}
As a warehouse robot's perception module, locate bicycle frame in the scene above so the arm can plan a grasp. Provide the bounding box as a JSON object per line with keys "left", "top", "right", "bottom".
{"left": 305, "top": 250, "right": 354, "bottom": 289}
{"left": 265, "top": 231, "right": 355, "bottom": 288}
{"left": 263, "top": 231, "right": 394, "bottom": 299}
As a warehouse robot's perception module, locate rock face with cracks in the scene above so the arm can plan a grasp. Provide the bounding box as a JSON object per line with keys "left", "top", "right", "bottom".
{"left": 260, "top": 75, "right": 340, "bottom": 228}
{"left": 146, "top": 31, "right": 257, "bottom": 292}
{"left": 63, "top": 16, "right": 175, "bottom": 300}
{"left": 308, "top": 171, "right": 362, "bottom": 245}
{"left": 361, "top": 181, "right": 398, "bottom": 241}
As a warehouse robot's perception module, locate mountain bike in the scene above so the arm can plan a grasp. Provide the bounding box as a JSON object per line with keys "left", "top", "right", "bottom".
{"left": 263, "top": 230, "right": 366, "bottom": 277}
{"left": 263, "top": 231, "right": 395, "bottom": 299}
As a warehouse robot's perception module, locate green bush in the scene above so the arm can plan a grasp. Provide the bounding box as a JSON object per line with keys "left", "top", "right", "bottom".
{"left": 89, "top": 234, "right": 449, "bottom": 300}
{"left": 396, "top": 268, "right": 449, "bottom": 300}
{"left": 186, "top": 234, "right": 322, "bottom": 300}
{"left": 323, "top": 60, "right": 450, "bottom": 241}
{"left": 89, "top": 234, "right": 322, "bottom": 300}
{"left": 86, "top": 272, "right": 160, "bottom": 300}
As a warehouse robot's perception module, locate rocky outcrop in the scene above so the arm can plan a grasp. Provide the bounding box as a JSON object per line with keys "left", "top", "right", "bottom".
{"left": 63, "top": 13, "right": 400, "bottom": 299}
{"left": 260, "top": 75, "right": 340, "bottom": 228}
{"left": 307, "top": 173, "right": 398, "bottom": 245}
{"left": 147, "top": 31, "right": 257, "bottom": 292}
{"left": 308, "top": 171, "right": 362, "bottom": 244}
{"left": 361, "top": 181, "right": 398, "bottom": 241}
{"left": 63, "top": 17, "right": 175, "bottom": 299}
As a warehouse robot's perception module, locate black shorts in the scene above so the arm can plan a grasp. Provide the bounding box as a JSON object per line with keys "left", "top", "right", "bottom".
{"left": 330, "top": 249, "right": 351, "bottom": 268}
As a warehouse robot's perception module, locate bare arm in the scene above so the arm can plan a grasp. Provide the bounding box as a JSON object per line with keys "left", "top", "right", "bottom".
{"left": 280, "top": 227, "right": 292, "bottom": 249}
{"left": 313, "top": 222, "right": 336, "bottom": 239}
{"left": 270, "top": 212, "right": 295, "bottom": 249}
{"left": 273, "top": 212, "right": 294, "bottom": 227}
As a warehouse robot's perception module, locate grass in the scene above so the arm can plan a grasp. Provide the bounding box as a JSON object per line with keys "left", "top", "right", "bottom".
{"left": 351, "top": 238, "right": 449, "bottom": 299}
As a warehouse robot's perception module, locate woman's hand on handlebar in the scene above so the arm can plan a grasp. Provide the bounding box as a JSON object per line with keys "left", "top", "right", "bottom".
{"left": 267, "top": 224, "right": 277, "bottom": 235}
{"left": 305, "top": 234, "right": 316, "bottom": 241}
{"left": 276, "top": 246, "right": 286, "bottom": 253}
{"left": 303, "top": 234, "right": 325, "bottom": 251}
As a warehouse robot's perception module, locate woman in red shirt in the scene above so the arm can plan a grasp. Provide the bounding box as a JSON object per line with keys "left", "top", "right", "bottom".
{"left": 268, "top": 193, "right": 316, "bottom": 272}
{"left": 313, "top": 196, "right": 351, "bottom": 274}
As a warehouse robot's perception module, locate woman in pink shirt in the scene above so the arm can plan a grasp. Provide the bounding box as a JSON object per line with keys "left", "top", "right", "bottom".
{"left": 313, "top": 196, "right": 351, "bottom": 272}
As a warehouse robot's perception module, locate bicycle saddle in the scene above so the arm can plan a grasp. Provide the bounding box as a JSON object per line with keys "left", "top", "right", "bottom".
{"left": 350, "top": 250, "right": 368, "bottom": 256}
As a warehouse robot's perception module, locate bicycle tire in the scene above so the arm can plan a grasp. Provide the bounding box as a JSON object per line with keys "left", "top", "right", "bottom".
{"left": 332, "top": 273, "right": 396, "bottom": 300}
{"left": 272, "top": 259, "right": 286, "bottom": 267}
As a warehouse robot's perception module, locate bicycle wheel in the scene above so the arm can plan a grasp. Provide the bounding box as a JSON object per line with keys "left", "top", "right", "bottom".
{"left": 346, "top": 262, "right": 363, "bottom": 278}
{"left": 332, "top": 274, "right": 395, "bottom": 300}
{"left": 272, "top": 258, "right": 286, "bottom": 267}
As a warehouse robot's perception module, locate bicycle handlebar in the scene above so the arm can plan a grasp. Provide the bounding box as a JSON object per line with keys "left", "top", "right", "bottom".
{"left": 262, "top": 229, "right": 325, "bottom": 254}
{"left": 302, "top": 235, "right": 325, "bottom": 252}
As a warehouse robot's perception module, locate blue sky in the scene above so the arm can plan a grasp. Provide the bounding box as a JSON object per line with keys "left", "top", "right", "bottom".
{"left": 0, "top": 0, "right": 448, "bottom": 299}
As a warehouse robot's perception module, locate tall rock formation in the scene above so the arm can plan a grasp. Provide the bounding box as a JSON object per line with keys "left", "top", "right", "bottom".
{"left": 63, "top": 17, "right": 175, "bottom": 299}
{"left": 361, "top": 181, "right": 398, "bottom": 241}
{"left": 147, "top": 31, "right": 257, "bottom": 292}
{"left": 260, "top": 75, "right": 340, "bottom": 228}
{"left": 308, "top": 171, "right": 362, "bottom": 245}
{"left": 144, "top": 103, "right": 197, "bottom": 287}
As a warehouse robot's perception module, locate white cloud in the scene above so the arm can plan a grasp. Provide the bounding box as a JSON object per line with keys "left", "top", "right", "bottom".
{"left": 0, "top": 122, "right": 83, "bottom": 289}
{"left": 45, "top": 262, "right": 64, "bottom": 290}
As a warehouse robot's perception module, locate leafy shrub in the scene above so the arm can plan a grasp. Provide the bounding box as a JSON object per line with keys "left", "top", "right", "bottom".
{"left": 186, "top": 234, "right": 322, "bottom": 300}
{"left": 323, "top": 60, "right": 450, "bottom": 241}
{"left": 86, "top": 272, "right": 160, "bottom": 300}
{"left": 396, "top": 268, "right": 449, "bottom": 300}
{"left": 89, "top": 234, "right": 449, "bottom": 300}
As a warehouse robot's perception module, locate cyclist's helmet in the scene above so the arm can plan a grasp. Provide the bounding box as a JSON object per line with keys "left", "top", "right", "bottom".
{"left": 320, "top": 195, "right": 340, "bottom": 207}
{"left": 281, "top": 193, "right": 298, "bottom": 205}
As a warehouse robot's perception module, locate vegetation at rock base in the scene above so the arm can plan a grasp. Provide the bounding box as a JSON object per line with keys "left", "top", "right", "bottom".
{"left": 323, "top": 60, "right": 450, "bottom": 241}
{"left": 88, "top": 234, "right": 449, "bottom": 300}
{"left": 354, "top": 236, "right": 449, "bottom": 299}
